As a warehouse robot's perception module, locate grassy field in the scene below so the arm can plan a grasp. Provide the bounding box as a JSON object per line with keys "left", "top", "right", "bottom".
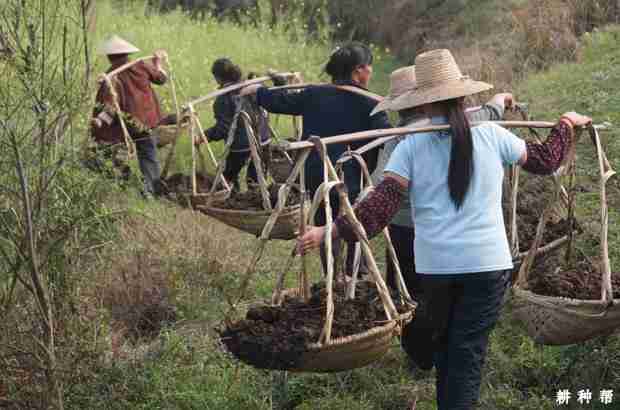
{"left": 5, "top": 2, "right": 620, "bottom": 409}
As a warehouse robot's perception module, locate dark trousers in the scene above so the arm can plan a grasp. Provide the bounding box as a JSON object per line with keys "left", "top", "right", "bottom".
{"left": 135, "top": 136, "right": 162, "bottom": 196}
{"left": 409, "top": 270, "right": 510, "bottom": 410}
{"left": 224, "top": 150, "right": 258, "bottom": 190}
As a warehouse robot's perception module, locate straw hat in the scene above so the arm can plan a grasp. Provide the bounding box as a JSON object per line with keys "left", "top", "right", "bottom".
{"left": 99, "top": 35, "right": 140, "bottom": 56}
{"left": 370, "top": 65, "right": 416, "bottom": 116}
{"left": 389, "top": 49, "right": 492, "bottom": 110}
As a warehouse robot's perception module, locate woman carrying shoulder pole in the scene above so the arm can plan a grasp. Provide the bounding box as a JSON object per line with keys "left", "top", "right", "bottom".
{"left": 241, "top": 42, "right": 392, "bottom": 276}
{"left": 370, "top": 65, "right": 516, "bottom": 373}
{"left": 201, "top": 58, "right": 271, "bottom": 190}
{"left": 297, "top": 49, "right": 591, "bottom": 410}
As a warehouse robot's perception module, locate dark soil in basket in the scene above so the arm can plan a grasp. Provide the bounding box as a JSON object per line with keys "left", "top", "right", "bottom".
{"left": 162, "top": 172, "right": 219, "bottom": 206}
{"left": 212, "top": 184, "right": 301, "bottom": 211}
{"left": 502, "top": 175, "right": 580, "bottom": 252}
{"left": 219, "top": 281, "right": 412, "bottom": 370}
{"left": 526, "top": 251, "right": 620, "bottom": 300}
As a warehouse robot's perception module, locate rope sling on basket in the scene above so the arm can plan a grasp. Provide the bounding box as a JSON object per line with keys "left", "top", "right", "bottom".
{"left": 505, "top": 105, "right": 579, "bottom": 265}
{"left": 511, "top": 124, "right": 620, "bottom": 345}
{"left": 181, "top": 70, "right": 299, "bottom": 213}
{"left": 269, "top": 75, "right": 304, "bottom": 184}
{"left": 220, "top": 136, "right": 415, "bottom": 373}
{"left": 195, "top": 91, "right": 308, "bottom": 240}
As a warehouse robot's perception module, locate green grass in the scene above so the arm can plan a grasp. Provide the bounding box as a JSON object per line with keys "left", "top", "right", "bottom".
{"left": 60, "top": 4, "right": 620, "bottom": 410}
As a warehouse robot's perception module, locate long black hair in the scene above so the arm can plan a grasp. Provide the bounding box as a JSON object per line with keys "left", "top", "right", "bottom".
{"left": 211, "top": 58, "right": 242, "bottom": 84}
{"left": 441, "top": 97, "right": 474, "bottom": 209}
{"left": 324, "top": 42, "right": 373, "bottom": 82}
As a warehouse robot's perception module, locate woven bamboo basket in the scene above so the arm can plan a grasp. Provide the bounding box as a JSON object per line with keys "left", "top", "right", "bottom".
{"left": 295, "top": 310, "right": 413, "bottom": 372}
{"left": 511, "top": 288, "right": 620, "bottom": 345}
{"left": 154, "top": 120, "right": 190, "bottom": 148}
{"left": 224, "top": 285, "right": 413, "bottom": 373}
{"left": 197, "top": 200, "right": 308, "bottom": 240}
{"left": 511, "top": 125, "right": 619, "bottom": 345}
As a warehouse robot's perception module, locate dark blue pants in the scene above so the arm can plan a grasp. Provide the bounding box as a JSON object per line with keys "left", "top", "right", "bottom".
{"left": 135, "top": 136, "right": 162, "bottom": 196}
{"left": 410, "top": 270, "right": 510, "bottom": 410}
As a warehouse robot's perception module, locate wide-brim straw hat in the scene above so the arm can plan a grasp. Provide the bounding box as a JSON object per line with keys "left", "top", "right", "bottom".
{"left": 388, "top": 49, "right": 493, "bottom": 111}
{"left": 99, "top": 35, "right": 140, "bottom": 56}
{"left": 370, "top": 65, "right": 416, "bottom": 116}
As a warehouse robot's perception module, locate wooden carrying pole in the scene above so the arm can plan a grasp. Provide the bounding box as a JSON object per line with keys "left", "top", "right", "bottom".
{"left": 282, "top": 121, "right": 558, "bottom": 152}
{"left": 106, "top": 55, "right": 155, "bottom": 77}
{"left": 186, "top": 72, "right": 298, "bottom": 107}
{"left": 267, "top": 83, "right": 384, "bottom": 102}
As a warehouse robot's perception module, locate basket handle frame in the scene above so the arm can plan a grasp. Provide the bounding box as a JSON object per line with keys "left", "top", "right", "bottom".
{"left": 589, "top": 125, "right": 616, "bottom": 304}
{"left": 309, "top": 136, "right": 400, "bottom": 347}
{"left": 334, "top": 150, "right": 412, "bottom": 305}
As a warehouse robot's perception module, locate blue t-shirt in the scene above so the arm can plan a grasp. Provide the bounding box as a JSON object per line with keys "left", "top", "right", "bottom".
{"left": 385, "top": 119, "right": 526, "bottom": 274}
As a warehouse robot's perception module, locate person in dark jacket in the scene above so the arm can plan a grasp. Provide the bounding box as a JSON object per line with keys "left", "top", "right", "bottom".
{"left": 203, "top": 58, "right": 271, "bottom": 190}
{"left": 240, "top": 42, "right": 392, "bottom": 275}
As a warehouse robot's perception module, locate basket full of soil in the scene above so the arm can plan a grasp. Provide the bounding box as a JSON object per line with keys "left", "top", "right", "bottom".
{"left": 196, "top": 184, "right": 307, "bottom": 240}
{"left": 512, "top": 250, "right": 620, "bottom": 345}
{"left": 220, "top": 281, "right": 414, "bottom": 372}
{"left": 511, "top": 125, "right": 620, "bottom": 345}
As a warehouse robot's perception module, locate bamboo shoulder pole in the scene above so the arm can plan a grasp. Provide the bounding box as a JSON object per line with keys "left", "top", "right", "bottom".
{"left": 186, "top": 72, "right": 297, "bottom": 107}
{"left": 107, "top": 55, "right": 155, "bottom": 78}
{"left": 267, "top": 83, "right": 384, "bottom": 102}
{"left": 282, "top": 121, "right": 558, "bottom": 151}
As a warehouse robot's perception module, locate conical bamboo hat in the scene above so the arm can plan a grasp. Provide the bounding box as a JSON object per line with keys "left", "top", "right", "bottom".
{"left": 99, "top": 35, "right": 140, "bottom": 55}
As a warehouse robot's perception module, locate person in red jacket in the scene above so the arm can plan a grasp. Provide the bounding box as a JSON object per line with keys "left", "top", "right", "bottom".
{"left": 90, "top": 35, "right": 167, "bottom": 197}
